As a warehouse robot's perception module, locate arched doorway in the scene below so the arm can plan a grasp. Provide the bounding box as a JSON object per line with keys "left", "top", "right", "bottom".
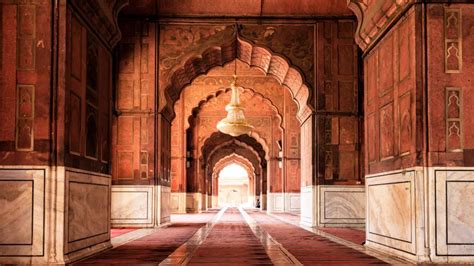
{"left": 217, "top": 163, "right": 250, "bottom": 207}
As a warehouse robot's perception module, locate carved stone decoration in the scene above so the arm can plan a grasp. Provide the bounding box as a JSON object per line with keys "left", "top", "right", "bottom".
{"left": 446, "top": 88, "right": 462, "bottom": 152}
{"left": 162, "top": 36, "right": 312, "bottom": 123}
{"left": 68, "top": 0, "right": 129, "bottom": 50}
{"left": 347, "top": 0, "right": 411, "bottom": 51}
{"left": 444, "top": 8, "right": 462, "bottom": 73}
{"left": 380, "top": 103, "right": 394, "bottom": 159}
{"left": 140, "top": 151, "right": 148, "bottom": 179}
{"left": 17, "top": 4, "right": 36, "bottom": 70}
{"left": 16, "top": 85, "right": 35, "bottom": 151}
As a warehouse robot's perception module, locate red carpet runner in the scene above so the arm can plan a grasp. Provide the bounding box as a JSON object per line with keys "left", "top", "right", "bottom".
{"left": 188, "top": 208, "right": 273, "bottom": 265}
{"left": 75, "top": 213, "right": 217, "bottom": 265}
{"left": 248, "top": 210, "right": 387, "bottom": 265}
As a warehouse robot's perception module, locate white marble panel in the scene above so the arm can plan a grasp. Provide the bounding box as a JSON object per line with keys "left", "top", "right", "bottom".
{"left": 284, "top": 193, "right": 300, "bottom": 213}
{"left": 300, "top": 185, "right": 317, "bottom": 227}
{"left": 186, "top": 193, "right": 202, "bottom": 213}
{"left": 171, "top": 192, "right": 186, "bottom": 213}
{"left": 366, "top": 170, "right": 417, "bottom": 256}
{"left": 159, "top": 186, "right": 171, "bottom": 224}
{"left": 434, "top": 169, "right": 474, "bottom": 258}
{"left": 0, "top": 181, "right": 33, "bottom": 244}
{"left": 111, "top": 185, "right": 153, "bottom": 227}
{"left": 0, "top": 168, "right": 45, "bottom": 257}
{"left": 319, "top": 185, "right": 365, "bottom": 227}
{"left": 267, "top": 193, "right": 284, "bottom": 212}
{"left": 65, "top": 169, "right": 111, "bottom": 254}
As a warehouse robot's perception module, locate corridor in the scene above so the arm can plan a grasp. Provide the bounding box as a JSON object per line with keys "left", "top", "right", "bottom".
{"left": 76, "top": 208, "right": 405, "bottom": 265}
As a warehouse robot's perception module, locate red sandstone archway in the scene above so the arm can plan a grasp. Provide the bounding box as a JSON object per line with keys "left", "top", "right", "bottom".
{"left": 212, "top": 154, "right": 257, "bottom": 208}
{"left": 163, "top": 35, "right": 313, "bottom": 122}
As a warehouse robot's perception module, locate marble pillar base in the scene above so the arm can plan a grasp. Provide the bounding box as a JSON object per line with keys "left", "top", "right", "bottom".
{"left": 318, "top": 185, "right": 365, "bottom": 228}
{"left": 366, "top": 167, "right": 474, "bottom": 263}
{"left": 300, "top": 185, "right": 317, "bottom": 227}
{"left": 157, "top": 185, "right": 171, "bottom": 225}
{"left": 0, "top": 166, "right": 111, "bottom": 264}
{"left": 186, "top": 192, "right": 203, "bottom": 213}
{"left": 170, "top": 192, "right": 187, "bottom": 213}
{"left": 267, "top": 192, "right": 284, "bottom": 212}
{"left": 260, "top": 194, "right": 267, "bottom": 211}
{"left": 201, "top": 193, "right": 207, "bottom": 211}
{"left": 211, "top": 195, "right": 218, "bottom": 208}
{"left": 284, "top": 192, "right": 301, "bottom": 213}
{"left": 111, "top": 185, "right": 154, "bottom": 227}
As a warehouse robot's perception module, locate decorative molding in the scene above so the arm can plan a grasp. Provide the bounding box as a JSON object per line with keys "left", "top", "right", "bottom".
{"left": 347, "top": 0, "right": 412, "bottom": 52}
{"left": 68, "top": 0, "right": 129, "bottom": 50}
{"left": 446, "top": 87, "right": 463, "bottom": 152}
{"left": 16, "top": 85, "right": 35, "bottom": 151}
{"left": 444, "top": 8, "right": 462, "bottom": 73}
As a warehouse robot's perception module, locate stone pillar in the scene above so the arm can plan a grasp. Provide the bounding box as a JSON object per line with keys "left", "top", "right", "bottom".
{"left": 300, "top": 116, "right": 317, "bottom": 227}
{"left": 349, "top": 1, "right": 474, "bottom": 263}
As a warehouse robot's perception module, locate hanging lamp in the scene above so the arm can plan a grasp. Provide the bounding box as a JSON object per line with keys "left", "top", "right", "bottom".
{"left": 216, "top": 60, "right": 254, "bottom": 137}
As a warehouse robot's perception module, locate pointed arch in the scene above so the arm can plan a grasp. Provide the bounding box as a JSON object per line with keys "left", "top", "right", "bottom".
{"left": 163, "top": 36, "right": 313, "bottom": 123}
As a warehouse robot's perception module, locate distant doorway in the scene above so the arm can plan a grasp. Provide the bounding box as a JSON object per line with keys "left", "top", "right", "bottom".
{"left": 218, "top": 163, "right": 250, "bottom": 207}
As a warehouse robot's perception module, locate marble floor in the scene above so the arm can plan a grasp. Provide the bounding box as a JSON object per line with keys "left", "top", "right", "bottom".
{"left": 75, "top": 208, "right": 409, "bottom": 265}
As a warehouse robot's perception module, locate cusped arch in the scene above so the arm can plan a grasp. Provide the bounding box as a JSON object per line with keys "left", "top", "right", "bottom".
{"left": 163, "top": 36, "right": 313, "bottom": 123}
{"left": 201, "top": 131, "right": 268, "bottom": 163}
{"left": 212, "top": 154, "right": 256, "bottom": 182}
{"left": 186, "top": 85, "right": 284, "bottom": 131}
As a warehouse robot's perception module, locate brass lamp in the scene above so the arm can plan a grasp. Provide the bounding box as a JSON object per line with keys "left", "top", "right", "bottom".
{"left": 216, "top": 73, "right": 254, "bottom": 137}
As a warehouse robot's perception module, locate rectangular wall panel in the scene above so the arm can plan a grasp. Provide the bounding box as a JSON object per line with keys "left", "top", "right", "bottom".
{"left": 65, "top": 169, "right": 111, "bottom": 254}
{"left": 0, "top": 168, "right": 45, "bottom": 256}
{"left": 111, "top": 185, "right": 154, "bottom": 227}
{"left": 366, "top": 170, "right": 417, "bottom": 255}
{"left": 319, "top": 185, "right": 365, "bottom": 227}
{"left": 435, "top": 169, "right": 474, "bottom": 256}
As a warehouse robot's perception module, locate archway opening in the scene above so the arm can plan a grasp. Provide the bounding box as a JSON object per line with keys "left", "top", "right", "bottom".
{"left": 217, "top": 163, "right": 250, "bottom": 207}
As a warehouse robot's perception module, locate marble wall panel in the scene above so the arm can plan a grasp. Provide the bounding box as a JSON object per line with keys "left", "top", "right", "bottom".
{"left": 300, "top": 185, "right": 316, "bottom": 227}
{"left": 159, "top": 185, "right": 171, "bottom": 223}
{"left": 366, "top": 170, "right": 417, "bottom": 255}
{"left": 434, "top": 169, "right": 474, "bottom": 257}
{"left": 0, "top": 168, "right": 44, "bottom": 256}
{"left": 111, "top": 185, "right": 154, "bottom": 227}
{"left": 319, "top": 185, "right": 365, "bottom": 227}
{"left": 65, "top": 169, "right": 111, "bottom": 254}
{"left": 284, "top": 193, "right": 300, "bottom": 213}
{"left": 170, "top": 192, "right": 186, "bottom": 213}
{"left": 268, "top": 193, "right": 284, "bottom": 212}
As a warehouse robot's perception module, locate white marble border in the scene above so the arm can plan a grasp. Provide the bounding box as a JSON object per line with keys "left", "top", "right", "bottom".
{"left": 64, "top": 168, "right": 111, "bottom": 255}
{"left": 365, "top": 169, "right": 418, "bottom": 257}
{"left": 319, "top": 185, "right": 365, "bottom": 227}
{"left": 111, "top": 185, "right": 154, "bottom": 227}
{"left": 0, "top": 167, "right": 46, "bottom": 257}
{"left": 432, "top": 167, "right": 474, "bottom": 262}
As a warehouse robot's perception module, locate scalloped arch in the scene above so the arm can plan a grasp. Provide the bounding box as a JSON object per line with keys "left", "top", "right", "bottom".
{"left": 201, "top": 131, "right": 268, "bottom": 163}
{"left": 185, "top": 85, "right": 284, "bottom": 131}
{"left": 163, "top": 36, "right": 313, "bottom": 123}
{"left": 212, "top": 154, "right": 256, "bottom": 182}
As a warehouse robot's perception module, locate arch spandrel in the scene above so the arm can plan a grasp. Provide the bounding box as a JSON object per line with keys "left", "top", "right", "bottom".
{"left": 161, "top": 30, "right": 314, "bottom": 122}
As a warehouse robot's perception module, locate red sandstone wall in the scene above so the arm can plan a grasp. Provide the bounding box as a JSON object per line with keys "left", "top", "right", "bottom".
{"left": 316, "top": 20, "right": 361, "bottom": 184}
{"left": 364, "top": 8, "right": 420, "bottom": 175}
{"left": 0, "top": 2, "right": 52, "bottom": 165}
{"left": 113, "top": 20, "right": 157, "bottom": 184}
{"left": 64, "top": 10, "right": 113, "bottom": 174}
{"left": 427, "top": 4, "right": 474, "bottom": 167}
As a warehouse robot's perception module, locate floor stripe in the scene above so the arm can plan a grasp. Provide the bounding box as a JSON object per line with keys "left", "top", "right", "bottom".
{"left": 239, "top": 207, "right": 303, "bottom": 265}
{"left": 267, "top": 212, "right": 410, "bottom": 264}
{"left": 159, "top": 207, "right": 227, "bottom": 265}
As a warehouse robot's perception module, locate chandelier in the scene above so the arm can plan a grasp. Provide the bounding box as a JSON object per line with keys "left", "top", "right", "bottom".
{"left": 216, "top": 63, "right": 254, "bottom": 137}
